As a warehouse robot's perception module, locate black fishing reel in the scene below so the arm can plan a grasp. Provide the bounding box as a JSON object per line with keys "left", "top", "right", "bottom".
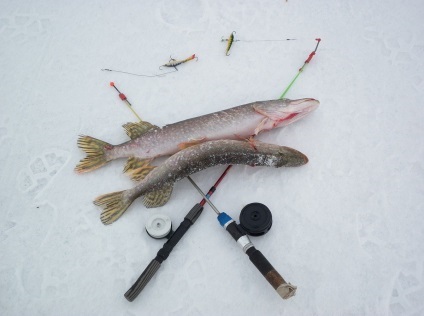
{"left": 146, "top": 202, "right": 272, "bottom": 240}
{"left": 239, "top": 203, "right": 273, "bottom": 236}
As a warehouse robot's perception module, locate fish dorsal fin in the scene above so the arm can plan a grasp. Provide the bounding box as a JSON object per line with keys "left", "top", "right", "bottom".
{"left": 142, "top": 185, "right": 174, "bottom": 208}
{"left": 177, "top": 137, "right": 207, "bottom": 150}
{"left": 122, "top": 121, "right": 159, "bottom": 140}
{"left": 123, "top": 157, "right": 156, "bottom": 181}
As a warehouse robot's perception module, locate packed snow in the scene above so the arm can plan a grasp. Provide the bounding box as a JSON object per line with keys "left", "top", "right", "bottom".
{"left": 1, "top": 0, "right": 424, "bottom": 315}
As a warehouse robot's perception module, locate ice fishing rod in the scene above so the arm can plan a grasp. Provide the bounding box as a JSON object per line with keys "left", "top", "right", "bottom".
{"left": 109, "top": 82, "right": 142, "bottom": 121}
{"left": 106, "top": 83, "right": 237, "bottom": 300}
{"left": 124, "top": 165, "right": 232, "bottom": 301}
{"left": 279, "top": 38, "right": 321, "bottom": 99}
{"left": 186, "top": 176, "right": 297, "bottom": 299}
{"left": 118, "top": 38, "right": 321, "bottom": 300}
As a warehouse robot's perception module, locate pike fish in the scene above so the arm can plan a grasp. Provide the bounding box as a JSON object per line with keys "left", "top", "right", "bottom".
{"left": 94, "top": 139, "right": 308, "bottom": 225}
{"left": 76, "top": 98, "right": 318, "bottom": 179}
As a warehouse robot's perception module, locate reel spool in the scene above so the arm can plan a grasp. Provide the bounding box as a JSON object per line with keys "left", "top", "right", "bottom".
{"left": 239, "top": 203, "right": 273, "bottom": 236}
{"left": 145, "top": 214, "right": 173, "bottom": 239}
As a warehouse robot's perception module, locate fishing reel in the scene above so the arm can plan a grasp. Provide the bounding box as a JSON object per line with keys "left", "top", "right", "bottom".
{"left": 145, "top": 214, "right": 173, "bottom": 239}
{"left": 239, "top": 203, "right": 273, "bottom": 236}
{"left": 145, "top": 202, "right": 272, "bottom": 240}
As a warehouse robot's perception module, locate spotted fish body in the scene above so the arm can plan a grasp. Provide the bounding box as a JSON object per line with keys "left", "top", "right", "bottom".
{"left": 94, "top": 139, "right": 308, "bottom": 225}
{"left": 75, "top": 98, "right": 319, "bottom": 173}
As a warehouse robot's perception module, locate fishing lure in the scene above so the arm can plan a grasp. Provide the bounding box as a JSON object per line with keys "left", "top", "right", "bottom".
{"left": 221, "top": 31, "right": 236, "bottom": 56}
{"left": 221, "top": 31, "right": 297, "bottom": 56}
{"left": 159, "top": 54, "right": 198, "bottom": 71}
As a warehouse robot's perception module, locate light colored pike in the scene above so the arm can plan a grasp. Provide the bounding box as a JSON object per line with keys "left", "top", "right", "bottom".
{"left": 76, "top": 98, "right": 318, "bottom": 178}
{"left": 94, "top": 139, "right": 308, "bottom": 225}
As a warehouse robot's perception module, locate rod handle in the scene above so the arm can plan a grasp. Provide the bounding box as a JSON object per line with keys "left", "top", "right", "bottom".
{"left": 124, "top": 204, "right": 204, "bottom": 302}
{"left": 246, "top": 247, "right": 297, "bottom": 299}
{"left": 218, "top": 213, "right": 296, "bottom": 299}
{"left": 124, "top": 259, "right": 161, "bottom": 302}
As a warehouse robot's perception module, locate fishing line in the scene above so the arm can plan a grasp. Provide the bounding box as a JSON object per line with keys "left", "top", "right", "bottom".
{"left": 113, "top": 39, "right": 321, "bottom": 300}
{"left": 280, "top": 38, "right": 321, "bottom": 99}
{"left": 235, "top": 39, "right": 297, "bottom": 42}
{"left": 109, "top": 82, "right": 142, "bottom": 121}
{"left": 124, "top": 165, "right": 232, "bottom": 302}
{"left": 102, "top": 68, "right": 176, "bottom": 77}
{"left": 209, "top": 38, "right": 322, "bottom": 195}
{"left": 102, "top": 53, "right": 197, "bottom": 77}
{"left": 221, "top": 31, "right": 297, "bottom": 55}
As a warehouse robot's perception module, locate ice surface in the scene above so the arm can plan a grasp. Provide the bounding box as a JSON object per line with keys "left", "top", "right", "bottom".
{"left": 1, "top": 0, "right": 424, "bottom": 315}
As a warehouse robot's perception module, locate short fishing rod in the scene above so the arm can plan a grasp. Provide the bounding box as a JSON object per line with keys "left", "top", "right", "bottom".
{"left": 186, "top": 176, "right": 296, "bottom": 299}
{"left": 109, "top": 82, "right": 142, "bottom": 121}
{"left": 279, "top": 38, "right": 321, "bottom": 99}
{"left": 119, "top": 39, "right": 321, "bottom": 300}
{"left": 124, "top": 166, "right": 232, "bottom": 302}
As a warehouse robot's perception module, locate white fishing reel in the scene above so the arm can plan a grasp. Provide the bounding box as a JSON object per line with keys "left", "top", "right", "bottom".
{"left": 145, "top": 214, "right": 173, "bottom": 239}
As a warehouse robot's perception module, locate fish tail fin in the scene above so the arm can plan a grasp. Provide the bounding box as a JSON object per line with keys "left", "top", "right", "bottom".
{"left": 75, "top": 135, "right": 113, "bottom": 173}
{"left": 94, "top": 190, "right": 135, "bottom": 225}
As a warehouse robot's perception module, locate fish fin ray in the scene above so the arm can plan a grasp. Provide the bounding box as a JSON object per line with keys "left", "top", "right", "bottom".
{"left": 122, "top": 121, "right": 159, "bottom": 139}
{"left": 253, "top": 104, "right": 282, "bottom": 121}
{"left": 142, "top": 185, "right": 174, "bottom": 208}
{"left": 75, "top": 135, "right": 113, "bottom": 173}
{"left": 177, "top": 137, "right": 206, "bottom": 150}
{"left": 123, "top": 157, "right": 156, "bottom": 181}
{"left": 253, "top": 117, "right": 272, "bottom": 135}
{"left": 94, "top": 190, "right": 134, "bottom": 225}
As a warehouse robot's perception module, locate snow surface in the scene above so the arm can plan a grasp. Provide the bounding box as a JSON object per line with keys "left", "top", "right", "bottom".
{"left": 1, "top": 0, "right": 424, "bottom": 315}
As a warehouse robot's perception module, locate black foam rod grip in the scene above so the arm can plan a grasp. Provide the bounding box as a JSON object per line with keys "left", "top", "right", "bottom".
{"left": 125, "top": 204, "right": 204, "bottom": 302}
{"left": 124, "top": 259, "right": 161, "bottom": 302}
{"left": 246, "top": 247, "right": 297, "bottom": 299}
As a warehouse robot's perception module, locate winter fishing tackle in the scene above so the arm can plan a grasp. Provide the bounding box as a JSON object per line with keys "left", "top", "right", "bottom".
{"left": 221, "top": 31, "right": 236, "bottom": 56}
{"left": 279, "top": 38, "right": 321, "bottom": 99}
{"left": 221, "top": 31, "right": 296, "bottom": 56}
{"left": 101, "top": 68, "right": 175, "bottom": 77}
{"left": 187, "top": 176, "right": 297, "bottom": 300}
{"left": 124, "top": 166, "right": 232, "bottom": 302}
{"left": 159, "top": 54, "right": 198, "bottom": 71}
{"left": 109, "top": 82, "right": 142, "bottom": 121}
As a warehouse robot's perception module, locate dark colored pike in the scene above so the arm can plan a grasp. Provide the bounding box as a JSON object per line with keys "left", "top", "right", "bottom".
{"left": 94, "top": 139, "right": 308, "bottom": 225}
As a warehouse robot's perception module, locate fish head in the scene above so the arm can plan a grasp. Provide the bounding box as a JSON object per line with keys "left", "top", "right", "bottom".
{"left": 275, "top": 146, "right": 309, "bottom": 167}
{"left": 254, "top": 141, "right": 309, "bottom": 167}
{"left": 253, "top": 98, "right": 319, "bottom": 133}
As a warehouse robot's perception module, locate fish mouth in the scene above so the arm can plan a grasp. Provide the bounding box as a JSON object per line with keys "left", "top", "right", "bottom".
{"left": 278, "top": 98, "right": 319, "bottom": 126}
{"left": 278, "top": 146, "right": 309, "bottom": 167}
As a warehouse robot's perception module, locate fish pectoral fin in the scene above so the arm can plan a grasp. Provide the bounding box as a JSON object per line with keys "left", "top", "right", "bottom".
{"left": 253, "top": 104, "right": 283, "bottom": 121}
{"left": 254, "top": 117, "right": 273, "bottom": 135}
{"left": 142, "top": 185, "right": 174, "bottom": 208}
{"left": 177, "top": 137, "right": 207, "bottom": 150}
{"left": 122, "top": 121, "right": 159, "bottom": 140}
{"left": 123, "top": 157, "right": 156, "bottom": 181}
